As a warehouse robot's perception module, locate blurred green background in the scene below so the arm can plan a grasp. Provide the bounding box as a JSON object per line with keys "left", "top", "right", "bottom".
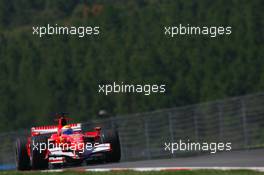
{"left": 0, "top": 0, "right": 263, "bottom": 131}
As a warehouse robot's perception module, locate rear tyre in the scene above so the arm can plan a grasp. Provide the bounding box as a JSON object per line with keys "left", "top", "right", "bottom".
{"left": 101, "top": 130, "right": 121, "bottom": 162}
{"left": 30, "top": 135, "right": 49, "bottom": 170}
{"left": 16, "top": 138, "right": 30, "bottom": 170}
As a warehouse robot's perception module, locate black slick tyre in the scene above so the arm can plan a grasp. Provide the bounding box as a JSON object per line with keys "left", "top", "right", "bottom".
{"left": 16, "top": 138, "right": 30, "bottom": 170}
{"left": 101, "top": 130, "right": 121, "bottom": 162}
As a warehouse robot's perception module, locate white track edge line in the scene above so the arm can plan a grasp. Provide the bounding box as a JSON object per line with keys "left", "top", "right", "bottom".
{"left": 41, "top": 167, "right": 264, "bottom": 172}
{"left": 84, "top": 167, "right": 264, "bottom": 172}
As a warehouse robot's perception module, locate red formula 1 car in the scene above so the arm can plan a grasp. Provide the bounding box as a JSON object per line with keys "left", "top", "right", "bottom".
{"left": 15, "top": 113, "right": 121, "bottom": 170}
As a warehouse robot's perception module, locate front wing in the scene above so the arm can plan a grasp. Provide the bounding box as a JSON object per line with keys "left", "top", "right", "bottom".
{"left": 48, "top": 143, "right": 111, "bottom": 164}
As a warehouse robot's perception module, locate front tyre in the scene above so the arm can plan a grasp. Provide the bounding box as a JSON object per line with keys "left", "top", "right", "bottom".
{"left": 101, "top": 130, "right": 121, "bottom": 162}
{"left": 30, "top": 135, "right": 49, "bottom": 170}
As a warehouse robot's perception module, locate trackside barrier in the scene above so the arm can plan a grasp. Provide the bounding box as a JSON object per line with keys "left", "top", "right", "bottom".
{"left": 0, "top": 93, "right": 264, "bottom": 168}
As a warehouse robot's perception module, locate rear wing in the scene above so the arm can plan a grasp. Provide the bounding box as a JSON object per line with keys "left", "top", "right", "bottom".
{"left": 31, "top": 123, "right": 82, "bottom": 135}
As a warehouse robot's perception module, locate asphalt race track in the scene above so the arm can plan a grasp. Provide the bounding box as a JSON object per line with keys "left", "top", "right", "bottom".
{"left": 78, "top": 149, "right": 264, "bottom": 169}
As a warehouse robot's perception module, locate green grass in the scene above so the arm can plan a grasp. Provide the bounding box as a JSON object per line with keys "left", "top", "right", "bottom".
{"left": 0, "top": 170, "right": 263, "bottom": 175}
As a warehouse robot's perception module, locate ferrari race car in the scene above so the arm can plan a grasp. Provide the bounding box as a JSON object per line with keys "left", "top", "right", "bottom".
{"left": 15, "top": 113, "right": 121, "bottom": 170}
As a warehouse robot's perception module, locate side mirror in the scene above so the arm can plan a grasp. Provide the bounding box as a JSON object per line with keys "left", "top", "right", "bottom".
{"left": 95, "top": 127, "right": 101, "bottom": 131}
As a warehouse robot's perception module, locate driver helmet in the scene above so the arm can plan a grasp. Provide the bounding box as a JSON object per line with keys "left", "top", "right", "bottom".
{"left": 62, "top": 125, "right": 73, "bottom": 135}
